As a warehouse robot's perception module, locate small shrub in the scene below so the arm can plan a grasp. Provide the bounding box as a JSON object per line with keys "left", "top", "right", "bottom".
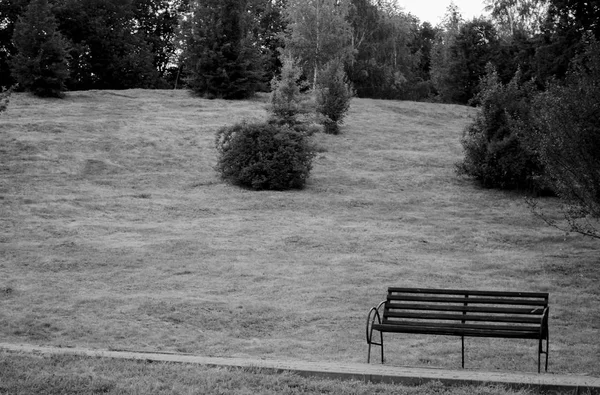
{"left": 268, "top": 55, "right": 311, "bottom": 126}
{"left": 457, "top": 64, "right": 542, "bottom": 190}
{"left": 315, "top": 59, "right": 354, "bottom": 134}
{"left": 215, "top": 122, "right": 315, "bottom": 190}
{"left": 0, "top": 88, "right": 10, "bottom": 113}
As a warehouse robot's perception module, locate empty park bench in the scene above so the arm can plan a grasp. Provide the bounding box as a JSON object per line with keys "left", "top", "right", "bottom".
{"left": 366, "top": 287, "right": 549, "bottom": 373}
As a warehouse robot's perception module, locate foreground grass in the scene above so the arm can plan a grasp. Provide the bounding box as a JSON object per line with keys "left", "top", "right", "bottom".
{"left": 0, "top": 351, "right": 534, "bottom": 395}
{"left": 0, "top": 90, "right": 598, "bottom": 376}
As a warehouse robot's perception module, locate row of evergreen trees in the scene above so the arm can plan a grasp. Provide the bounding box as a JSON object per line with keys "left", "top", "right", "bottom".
{"left": 3, "top": 0, "right": 597, "bottom": 103}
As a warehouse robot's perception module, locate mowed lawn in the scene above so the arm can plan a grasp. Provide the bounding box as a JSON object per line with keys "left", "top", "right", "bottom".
{"left": 0, "top": 89, "right": 598, "bottom": 375}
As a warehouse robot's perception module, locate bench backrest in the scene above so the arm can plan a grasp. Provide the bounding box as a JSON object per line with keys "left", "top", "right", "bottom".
{"left": 383, "top": 287, "right": 549, "bottom": 337}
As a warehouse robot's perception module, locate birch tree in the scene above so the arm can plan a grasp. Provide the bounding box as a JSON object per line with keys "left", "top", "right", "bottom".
{"left": 284, "top": 0, "right": 353, "bottom": 87}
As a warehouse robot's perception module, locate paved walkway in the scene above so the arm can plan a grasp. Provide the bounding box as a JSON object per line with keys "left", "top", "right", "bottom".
{"left": 1, "top": 343, "right": 599, "bottom": 394}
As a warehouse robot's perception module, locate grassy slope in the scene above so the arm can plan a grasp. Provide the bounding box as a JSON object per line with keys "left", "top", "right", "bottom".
{"left": 0, "top": 351, "right": 532, "bottom": 395}
{"left": 0, "top": 90, "right": 598, "bottom": 375}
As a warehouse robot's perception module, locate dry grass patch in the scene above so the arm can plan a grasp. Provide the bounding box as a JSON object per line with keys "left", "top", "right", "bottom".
{"left": 0, "top": 89, "right": 598, "bottom": 375}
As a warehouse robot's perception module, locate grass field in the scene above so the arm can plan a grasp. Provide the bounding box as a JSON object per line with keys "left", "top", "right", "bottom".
{"left": 0, "top": 89, "right": 598, "bottom": 377}
{"left": 0, "top": 351, "right": 535, "bottom": 395}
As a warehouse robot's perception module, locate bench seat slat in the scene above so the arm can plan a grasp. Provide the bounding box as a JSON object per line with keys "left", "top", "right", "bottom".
{"left": 372, "top": 323, "right": 541, "bottom": 339}
{"left": 386, "top": 303, "right": 546, "bottom": 315}
{"left": 388, "top": 287, "right": 549, "bottom": 298}
{"left": 381, "top": 319, "right": 540, "bottom": 332}
{"left": 385, "top": 311, "right": 542, "bottom": 324}
{"left": 387, "top": 295, "right": 547, "bottom": 306}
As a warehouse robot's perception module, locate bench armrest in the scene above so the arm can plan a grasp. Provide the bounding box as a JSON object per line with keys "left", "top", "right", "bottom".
{"left": 366, "top": 300, "right": 386, "bottom": 343}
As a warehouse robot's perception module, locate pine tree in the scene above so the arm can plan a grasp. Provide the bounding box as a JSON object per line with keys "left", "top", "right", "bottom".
{"left": 11, "top": 0, "right": 69, "bottom": 97}
{"left": 182, "top": 0, "right": 265, "bottom": 99}
{"left": 315, "top": 58, "right": 353, "bottom": 134}
{"left": 268, "top": 55, "right": 309, "bottom": 126}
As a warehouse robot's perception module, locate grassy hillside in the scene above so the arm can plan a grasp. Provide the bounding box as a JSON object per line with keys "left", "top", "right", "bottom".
{"left": 0, "top": 89, "right": 598, "bottom": 375}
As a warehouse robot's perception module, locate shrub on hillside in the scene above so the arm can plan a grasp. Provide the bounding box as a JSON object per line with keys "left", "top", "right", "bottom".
{"left": 215, "top": 122, "right": 316, "bottom": 190}
{"left": 525, "top": 38, "right": 600, "bottom": 238}
{"left": 457, "top": 64, "right": 542, "bottom": 190}
{"left": 0, "top": 89, "right": 10, "bottom": 113}
{"left": 315, "top": 59, "right": 354, "bottom": 134}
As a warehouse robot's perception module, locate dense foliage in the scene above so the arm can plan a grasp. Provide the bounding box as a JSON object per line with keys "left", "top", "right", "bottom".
{"left": 215, "top": 122, "right": 315, "bottom": 190}
{"left": 526, "top": 39, "right": 600, "bottom": 237}
{"left": 181, "top": 0, "right": 266, "bottom": 99}
{"left": 10, "top": 0, "right": 69, "bottom": 97}
{"left": 457, "top": 65, "right": 541, "bottom": 190}
{"left": 284, "top": 0, "right": 353, "bottom": 87}
{"left": 1, "top": 0, "right": 596, "bottom": 103}
{"left": 1, "top": 0, "right": 185, "bottom": 90}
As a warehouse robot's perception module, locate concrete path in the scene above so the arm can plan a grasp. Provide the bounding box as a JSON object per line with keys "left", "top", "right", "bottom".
{"left": 1, "top": 343, "right": 598, "bottom": 394}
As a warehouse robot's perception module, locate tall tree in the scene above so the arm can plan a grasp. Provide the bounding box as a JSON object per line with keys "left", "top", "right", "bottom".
{"left": 54, "top": 0, "right": 161, "bottom": 90}
{"left": 182, "top": 0, "right": 265, "bottom": 99}
{"left": 411, "top": 21, "right": 438, "bottom": 82}
{"left": 253, "top": 0, "right": 287, "bottom": 81}
{"left": 0, "top": 0, "right": 29, "bottom": 87}
{"left": 484, "top": 0, "right": 548, "bottom": 37}
{"left": 534, "top": 0, "right": 600, "bottom": 82}
{"left": 346, "top": 0, "right": 420, "bottom": 99}
{"left": 10, "top": 0, "right": 69, "bottom": 97}
{"left": 284, "top": 0, "right": 353, "bottom": 87}
{"left": 451, "top": 18, "right": 500, "bottom": 103}
{"left": 430, "top": 2, "right": 463, "bottom": 101}
{"left": 132, "top": 0, "right": 187, "bottom": 80}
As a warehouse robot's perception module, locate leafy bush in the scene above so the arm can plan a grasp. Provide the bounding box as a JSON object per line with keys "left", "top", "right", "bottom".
{"left": 457, "top": 64, "right": 542, "bottom": 190}
{"left": 315, "top": 59, "right": 354, "bottom": 134}
{"left": 0, "top": 89, "right": 10, "bottom": 113}
{"left": 526, "top": 38, "right": 600, "bottom": 238}
{"left": 215, "top": 122, "right": 315, "bottom": 190}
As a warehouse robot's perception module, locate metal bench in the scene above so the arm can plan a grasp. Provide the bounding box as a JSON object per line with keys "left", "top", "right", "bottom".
{"left": 366, "top": 287, "right": 549, "bottom": 372}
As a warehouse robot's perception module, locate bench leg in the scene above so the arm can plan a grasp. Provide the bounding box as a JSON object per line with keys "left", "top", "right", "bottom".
{"left": 538, "top": 339, "right": 541, "bottom": 373}
{"left": 538, "top": 336, "right": 550, "bottom": 373}
{"left": 367, "top": 331, "right": 384, "bottom": 364}
{"left": 545, "top": 335, "right": 549, "bottom": 372}
{"left": 461, "top": 336, "right": 465, "bottom": 368}
{"left": 538, "top": 334, "right": 549, "bottom": 373}
{"left": 380, "top": 331, "right": 384, "bottom": 363}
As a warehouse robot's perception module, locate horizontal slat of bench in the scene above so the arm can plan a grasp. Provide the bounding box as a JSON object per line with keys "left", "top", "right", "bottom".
{"left": 388, "top": 287, "right": 549, "bottom": 299}
{"left": 385, "top": 311, "right": 542, "bottom": 324}
{"left": 380, "top": 320, "right": 539, "bottom": 332}
{"left": 386, "top": 303, "right": 546, "bottom": 315}
{"left": 372, "top": 323, "right": 541, "bottom": 339}
{"left": 387, "top": 295, "right": 547, "bottom": 306}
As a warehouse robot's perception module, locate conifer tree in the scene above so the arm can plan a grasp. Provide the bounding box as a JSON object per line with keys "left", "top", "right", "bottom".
{"left": 182, "top": 0, "right": 265, "bottom": 99}
{"left": 315, "top": 58, "right": 353, "bottom": 134}
{"left": 11, "top": 0, "right": 69, "bottom": 97}
{"left": 268, "top": 55, "right": 309, "bottom": 126}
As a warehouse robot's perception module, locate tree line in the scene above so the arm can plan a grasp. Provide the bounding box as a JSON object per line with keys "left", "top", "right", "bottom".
{"left": 1, "top": 0, "right": 596, "bottom": 102}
